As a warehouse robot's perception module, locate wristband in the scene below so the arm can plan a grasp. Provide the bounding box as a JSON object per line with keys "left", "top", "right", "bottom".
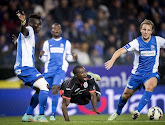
{"left": 21, "top": 20, "right": 26, "bottom": 25}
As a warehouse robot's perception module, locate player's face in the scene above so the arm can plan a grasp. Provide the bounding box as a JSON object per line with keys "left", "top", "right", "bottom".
{"left": 140, "top": 24, "right": 153, "bottom": 41}
{"left": 31, "top": 19, "right": 42, "bottom": 33}
{"left": 76, "top": 67, "right": 88, "bottom": 82}
{"left": 51, "top": 24, "right": 62, "bottom": 38}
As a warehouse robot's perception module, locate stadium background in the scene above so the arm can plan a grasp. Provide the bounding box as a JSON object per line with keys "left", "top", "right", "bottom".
{"left": 0, "top": 0, "right": 165, "bottom": 116}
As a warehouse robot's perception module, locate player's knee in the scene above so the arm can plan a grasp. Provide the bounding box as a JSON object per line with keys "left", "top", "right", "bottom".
{"left": 33, "top": 77, "right": 49, "bottom": 91}
{"left": 145, "top": 85, "right": 156, "bottom": 92}
{"left": 52, "top": 85, "right": 60, "bottom": 95}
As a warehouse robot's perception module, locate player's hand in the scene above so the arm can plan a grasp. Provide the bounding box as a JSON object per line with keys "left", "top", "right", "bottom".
{"left": 105, "top": 59, "right": 114, "bottom": 70}
{"left": 39, "top": 50, "right": 45, "bottom": 58}
{"left": 12, "top": 34, "right": 17, "bottom": 45}
{"left": 16, "top": 10, "right": 26, "bottom": 21}
{"left": 91, "top": 108, "right": 101, "bottom": 114}
{"left": 73, "top": 53, "right": 77, "bottom": 60}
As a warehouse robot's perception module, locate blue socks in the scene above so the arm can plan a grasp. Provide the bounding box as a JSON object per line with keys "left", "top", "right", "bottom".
{"left": 116, "top": 96, "right": 127, "bottom": 115}
{"left": 52, "top": 94, "right": 59, "bottom": 117}
{"left": 136, "top": 91, "right": 152, "bottom": 112}
{"left": 39, "top": 90, "right": 48, "bottom": 115}
{"left": 26, "top": 92, "right": 39, "bottom": 115}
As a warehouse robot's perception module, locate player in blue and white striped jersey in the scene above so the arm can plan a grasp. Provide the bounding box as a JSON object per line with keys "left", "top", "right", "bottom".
{"left": 14, "top": 11, "right": 49, "bottom": 122}
{"left": 39, "top": 23, "right": 77, "bottom": 120}
{"left": 105, "top": 19, "right": 165, "bottom": 120}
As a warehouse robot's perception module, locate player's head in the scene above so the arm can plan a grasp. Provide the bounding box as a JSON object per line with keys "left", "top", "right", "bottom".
{"left": 28, "top": 14, "right": 42, "bottom": 33}
{"left": 73, "top": 65, "right": 88, "bottom": 82}
{"left": 51, "top": 23, "right": 62, "bottom": 38}
{"left": 140, "top": 19, "right": 154, "bottom": 41}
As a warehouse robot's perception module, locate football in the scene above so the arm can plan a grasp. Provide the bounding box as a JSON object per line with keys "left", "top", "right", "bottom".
{"left": 147, "top": 106, "right": 163, "bottom": 120}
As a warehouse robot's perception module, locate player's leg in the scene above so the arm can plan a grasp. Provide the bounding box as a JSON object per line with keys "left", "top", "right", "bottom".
{"left": 108, "top": 87, "right": 136, "bottom": 121}
{"left": 132, "top": 73, "right": 159, "bottom": 120}
{"left": 22, "top": 87, "right": 40, "bottom": 122}
{"left": 50, "top": 70, "right": 65, "bottom": 120}
{"left": 22, "top": 89, "right": 39, "bottom": 122}
{"left": 133, "top": 77, "right": 157, "bottom": 119}
{"left": 15, "top": 67, "right": 42, "bottom": 122}
{"left": 33, "top": 77, "right": 49, "bottom": 122}
{"left": 108, "top": 74, "right": 140, "bottom": 121}
{"left": 50, "top": 85, "right": 60, "bottom": 120}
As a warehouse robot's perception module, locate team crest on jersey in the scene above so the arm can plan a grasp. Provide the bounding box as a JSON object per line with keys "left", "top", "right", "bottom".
{"left": 83, "top": 82, "right": 88, "bottom": 88}
{"left": 60, "top": 43, "right": 64, "bottom": 48}
{"left": 151, "top": 45, "right": 155, "bottom": 50}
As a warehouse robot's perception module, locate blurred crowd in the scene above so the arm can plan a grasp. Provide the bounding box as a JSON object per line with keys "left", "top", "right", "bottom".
{"left": 1, "top": 0, "right": 165, "bottom": 68}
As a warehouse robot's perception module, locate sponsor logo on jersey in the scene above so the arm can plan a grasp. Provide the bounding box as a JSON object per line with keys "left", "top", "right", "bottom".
{"left": 50, "top": 47, "right": 64, "bottom": 53}
{"left": 140, "top": 51, "right": 156, "bottom": 56}
{"left": 124, "top": 44, "right": 131, "bottom": 49}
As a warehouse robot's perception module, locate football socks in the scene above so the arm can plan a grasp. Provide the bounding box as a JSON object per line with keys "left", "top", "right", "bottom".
{"left": 136, "top": 91, "right": 152, "bottom": 112}
{"left": 39, "top": 90, "right": 48, "bottom": 115}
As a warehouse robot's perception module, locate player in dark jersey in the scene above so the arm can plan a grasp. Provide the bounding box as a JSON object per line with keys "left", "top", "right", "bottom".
{"left": 60, "top": 65, "right": 101, "bottom": 121}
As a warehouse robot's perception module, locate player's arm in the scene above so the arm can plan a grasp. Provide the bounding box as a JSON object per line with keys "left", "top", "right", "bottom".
{"left": 105, "top": 47, "right": 127, "bottom": 70}
{"left": 62, "top": 98, "right": 70, "bottom": 121}
{"left": 88, "top": 79, "right": 100, "bottom": 114}
{"left": 90, "top": 91, "right": 100, "bottom": 114}
{"left": 65, "top": 40, "right": 77, "bottom": 62}
{"left": 39, "top": 41, "right": 48, "bottom": 63}
{"left": 16, "top": 10, "right": 29, "bottom": 36}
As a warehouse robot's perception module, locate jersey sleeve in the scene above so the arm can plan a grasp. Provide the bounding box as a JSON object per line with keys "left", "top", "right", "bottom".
{"left": 124, "top": 39, "right": 138, "bottom": 52}
{"left": 61, "top": 79, "right": 73, "bottom": 99}
{"left": 39, "top": 40, "right": 49, "bottom": 63}
{"left": 65, "top": 40, "right": 74, "bottom": 62}
{"left": 26, "top": 26, "right": 34, "bottom": 38}
{"left": 87, "top": 78, "right": 96, "bottom": 93}
{"left": 156, "top": 36, "right": 165, "bottom": 48}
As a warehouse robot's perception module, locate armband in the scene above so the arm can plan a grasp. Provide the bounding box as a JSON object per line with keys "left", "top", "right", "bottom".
{"left": 21, "top": 20, "right": 26, "bottom": 26}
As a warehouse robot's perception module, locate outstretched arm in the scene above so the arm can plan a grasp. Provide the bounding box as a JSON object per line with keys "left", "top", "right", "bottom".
{"left": 105, "top": 47, "right": 127, "bottom": 70}
{"left": 90, "top": 92, "right": 100, "bottom": 114}
{"left": 62, "top": 98, "right": 70, "bottom": 121}
{"left": 16, "top": 10, "right": 29, "bottom": 36}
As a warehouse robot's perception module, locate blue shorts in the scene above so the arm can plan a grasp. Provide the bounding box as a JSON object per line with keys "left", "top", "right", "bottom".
{"left": 126, "top": 72, "right": 160, "bottom": 90}
{"left": 14, "top": 66, "right": 42, "bottom": 87}
{"left": 43, "top": 69, "right": 66, "bottom": 89}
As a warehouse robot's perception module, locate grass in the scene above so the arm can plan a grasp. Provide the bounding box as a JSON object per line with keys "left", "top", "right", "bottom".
{"left": 0, "top": 114, "right": 165, "bottom": 125}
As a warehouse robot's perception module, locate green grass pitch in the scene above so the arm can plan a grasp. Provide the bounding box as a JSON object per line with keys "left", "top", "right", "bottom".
{"left": 0, "top": 114, "right": 165, "bottom": 125}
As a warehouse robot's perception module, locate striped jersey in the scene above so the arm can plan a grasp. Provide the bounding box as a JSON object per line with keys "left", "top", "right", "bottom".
{"left": 14, "top": 26, "right": 35, "bottom": 69}
{"left": 124, "top": 35, "right": 165, "bottom": 75}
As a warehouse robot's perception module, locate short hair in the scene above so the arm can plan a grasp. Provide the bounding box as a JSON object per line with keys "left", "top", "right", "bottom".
{"left": 29, "top": 14, "right": 41, "bottom": 20}
{"left": 52, "top": 23, "right": 61, "bottom": 28}
{"left": 73, "top": 65, "right": 84, "bottom": 75}
{"left": 140, "top": 19, "right": 154, "bottom": 30}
